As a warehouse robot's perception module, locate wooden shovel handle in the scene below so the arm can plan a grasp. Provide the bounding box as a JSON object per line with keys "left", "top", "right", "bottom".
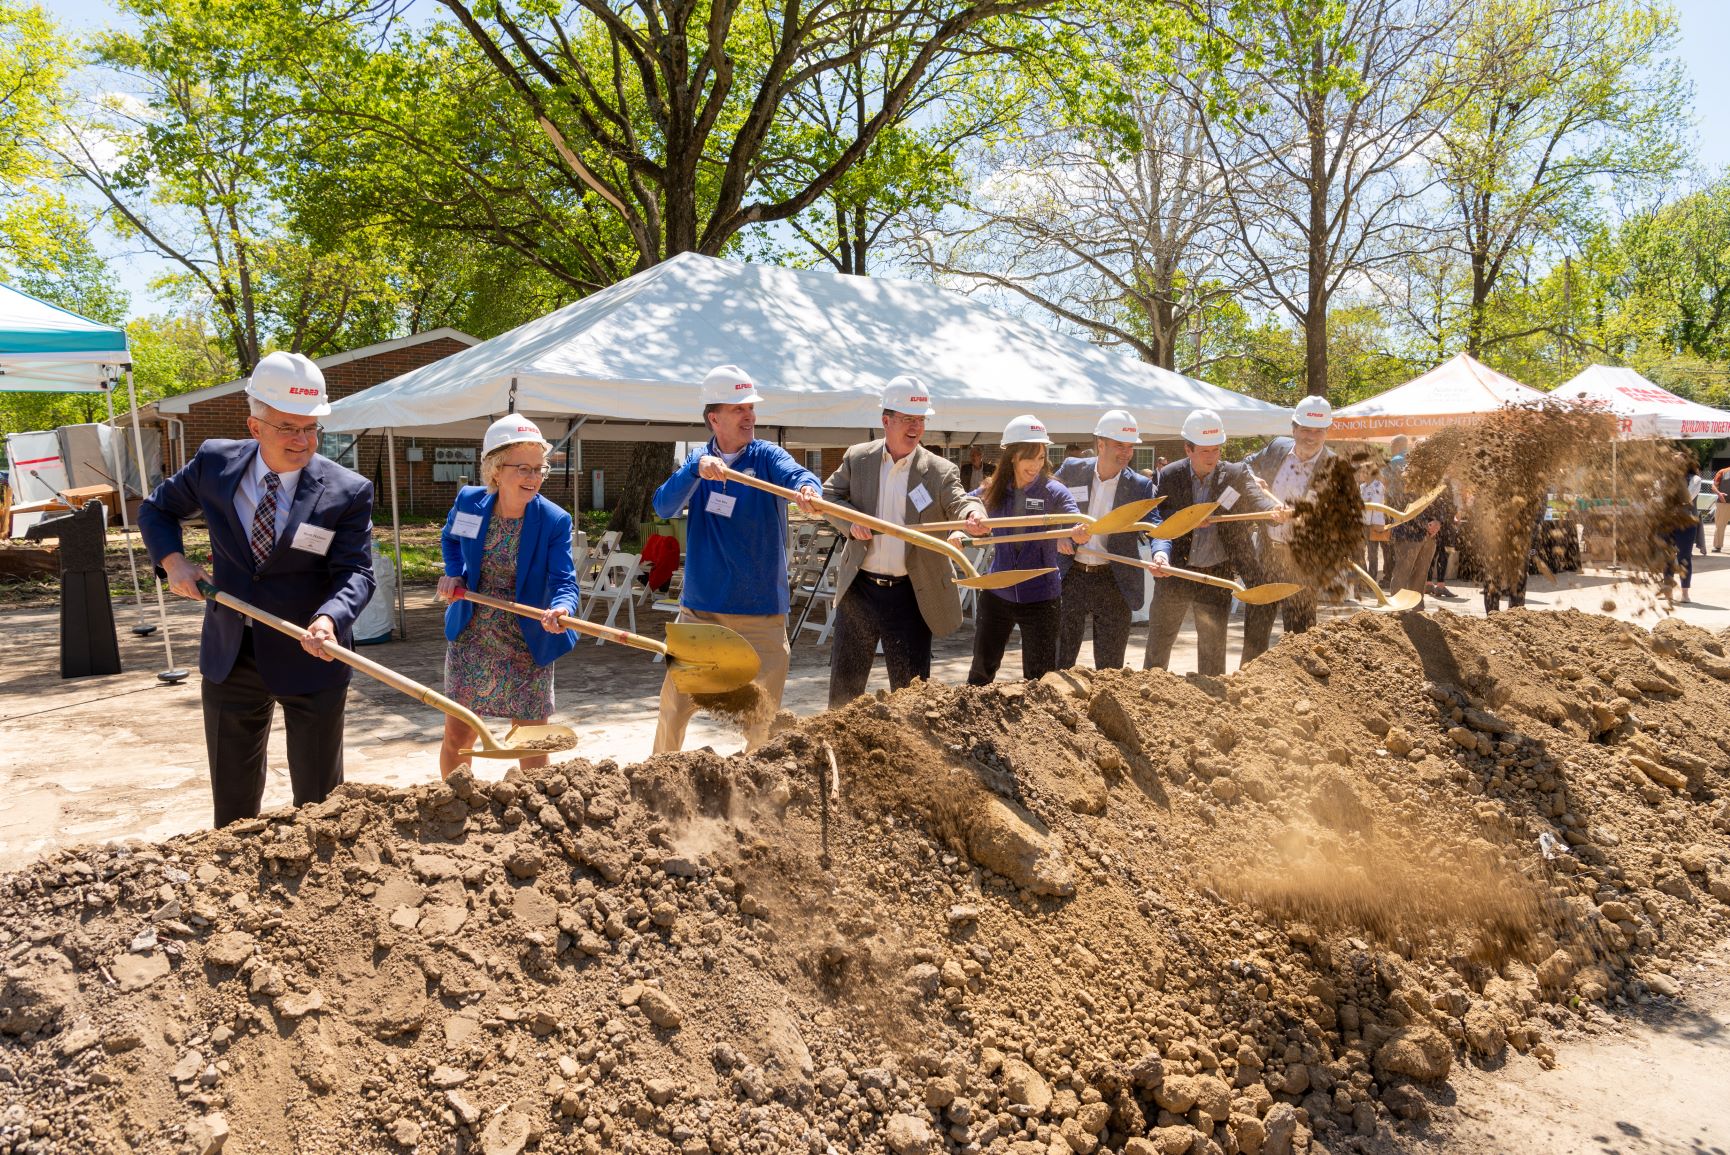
{"left": 715, "top": 466, "right": 983, "bottom": 579}
{"left": 922, "top": 512, "right": 1086, "bottom": 532}
{"left": 1207, "top": 510, "right": 1282, "bottom": 524}
{"left": 198, "top": 580, "right": 507, "bottom": 752}
{"left": 455, "top": 587, "right": 670, "bottom": 658}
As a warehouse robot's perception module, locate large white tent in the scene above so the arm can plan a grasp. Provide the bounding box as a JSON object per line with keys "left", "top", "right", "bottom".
{"left": 1553, "top": 364, "right": 1730, "bottom": 440}
{"left": 1331, "top": 352, "right": 1545, "bottom": 438}
{"left": 323, "top": 252, "right": 1292, "bottom": 443}
{"left": 0, "top": 284, "right": 181, "bottom": 677}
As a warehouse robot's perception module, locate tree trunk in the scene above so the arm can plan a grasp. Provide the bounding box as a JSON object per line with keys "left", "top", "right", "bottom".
{"left": 607, "top": 441, "right": 676, "bottom": 548}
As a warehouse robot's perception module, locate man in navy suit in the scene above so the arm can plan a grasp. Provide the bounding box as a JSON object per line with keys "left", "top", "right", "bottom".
{"left": 140, "top": 351, "right": 375, "bottom": 827}
{"left": 1054, "top": 409, "right": 1157, "bottom": 669}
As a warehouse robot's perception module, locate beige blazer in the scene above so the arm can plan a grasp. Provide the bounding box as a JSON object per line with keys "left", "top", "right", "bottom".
{"left": 821, "top": 440, "right": 986, "bottom": 637}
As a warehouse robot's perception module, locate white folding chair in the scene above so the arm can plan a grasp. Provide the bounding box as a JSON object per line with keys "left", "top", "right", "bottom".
{"left": 576, "top": 530, "right": 623, "bottom": 613}
{"left": 582, "top": 552, "right": 649, "bottom": 638}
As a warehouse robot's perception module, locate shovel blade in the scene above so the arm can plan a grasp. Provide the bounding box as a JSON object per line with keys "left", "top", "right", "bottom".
{"left": 664, "top": 622, "right": 762, "bottom": 694}
{"left": 462, "top": 723, "right": 579, "bottom": 759}
{"left": 1149, "top": 501, "right": 1217, "bottom": 540}
{"left": 957, "top": 567, "right": 1056, "bottom": 590}
{"left": 1087, "top": 496, "right": 1164, "bottom": 535}
{"left": 1369, "top": 588, "right": 1425, "bottom": 612}
{"left": 1233, "top": 582, "right": 1304, "bottom": 605}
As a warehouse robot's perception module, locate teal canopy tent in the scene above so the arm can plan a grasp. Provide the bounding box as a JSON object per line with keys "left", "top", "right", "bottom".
{"left": 0, "top": 283, "right": 183, "bottom": 680}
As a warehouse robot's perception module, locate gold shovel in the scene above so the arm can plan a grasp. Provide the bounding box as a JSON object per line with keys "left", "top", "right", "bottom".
{"left": 1095, "top": 555, "right": 1303, "bottom": 605}
{"left": 1125, "top": 501, "right": 1220, "bottom": 542}
{"left": 454, "top": 588, "right": 759, "bottom": 694}
{"left": 1364, "top": 484, "right": 1447, "bottom": 526}
{"left": 924, "top": 496, "right": 1164, "bottom": 536}
{"left": 1346, "top": 563, "right": 1425, "bottom": 612}
{"left": 198, "top": 581, "right": 575, "bottom": 759}
{"left": 715, "top": 467, "right": 1051, "bottom": 591}
{"left": 953, "top": 498, "right": 1167, "bottom": 547}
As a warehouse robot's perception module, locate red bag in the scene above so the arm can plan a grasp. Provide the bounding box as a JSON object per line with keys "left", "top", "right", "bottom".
{"left": 640, "top": 533, "right": 681, "bottom": 592}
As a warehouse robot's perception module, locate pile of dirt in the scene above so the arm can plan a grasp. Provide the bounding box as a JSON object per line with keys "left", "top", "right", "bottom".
{"left": 4, "top": 610, "right": 1730, "bottom": 1155}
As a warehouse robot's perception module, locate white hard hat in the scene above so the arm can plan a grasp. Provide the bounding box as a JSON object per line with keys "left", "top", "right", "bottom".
{"left": 700, "top": 364, "right": 762, "bottom": 406}
{"left": 1001, "top": 414, "right": 1052, "bottom": 446}
{"left": 245, "top": 351, "right": 329, "bottom": 417}
{"left": 1293, "top": 395, "right": 1334, "bottom": 429}
{"left": 1180, "top": 408, "right": 1226, "bottom": 447}
{"left": 483, "top": 414, "right": 547, "bottom": 456}
{"left": 881, "top": 374, "right": 935, "bottom": 417}
{"left": 1093, "top": 409, "right": 1141, "bottom": 443}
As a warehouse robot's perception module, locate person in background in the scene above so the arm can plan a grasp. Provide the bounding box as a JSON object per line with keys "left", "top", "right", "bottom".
{"left": 822, "top": 376, "right": 986, "bottom": 705}
{"left": 1054, "top": 409, "right": 1156, "bottom": 670}
{"left": 139, "top": 351, "right": 375, "bottom": 828}
{"left": 967, "top": 415, "right": 1085, "bottom": 685}
{"left": 1712, "top": 462, "right": 1730, "bottom": 552}
{"left": 959, "top": 444, "right": 991, "bottom": 491}
{"left": 1242, "top": 395, "right": 1336, "bottom": 646}
{"left": 650, "top": 364, "right": 820, "bottom": 753}
{"left": 1357, "top": 458, "right": 1387, "bottom": 599}
{"left": 1668, "top": 463, "right": 1702, "bottom": 603}
{"left": 1389, "top": 481, "right": 1454, "bottom": 610}
{"left": 1382, "top": 436, "right": 1409, "bottom": 583}
{"left": 435, "top": 415, "right": 578, "bottom": 779}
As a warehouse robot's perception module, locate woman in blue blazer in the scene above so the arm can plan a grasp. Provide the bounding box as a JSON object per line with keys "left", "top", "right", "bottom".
{"left": 435, "top": 416, "right": 579, "bottom": 777}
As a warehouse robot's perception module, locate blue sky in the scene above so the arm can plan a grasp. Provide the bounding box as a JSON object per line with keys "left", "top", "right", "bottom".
{"left": 47, "top": 0, "right": 1730, "bottom": 321}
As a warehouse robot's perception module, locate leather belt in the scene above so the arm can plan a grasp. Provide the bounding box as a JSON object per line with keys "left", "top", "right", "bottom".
{"left": 1070, "top": 560, "right": 1113, "bottom": 574}
{"left": 860, "top": 571, "right": 909, "bottom": 586}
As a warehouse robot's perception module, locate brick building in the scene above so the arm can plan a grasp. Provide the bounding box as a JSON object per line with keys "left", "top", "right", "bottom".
{"left": 130, "top": 329, "right": 657, "bottom": 520}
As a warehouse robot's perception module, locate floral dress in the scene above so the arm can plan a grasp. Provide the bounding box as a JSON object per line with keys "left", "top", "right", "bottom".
{"left": 445, "top": 514, "right": 554, "bottom": 718}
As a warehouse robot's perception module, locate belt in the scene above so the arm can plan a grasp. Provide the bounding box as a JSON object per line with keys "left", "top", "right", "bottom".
{"left": 1070, "top": 560, "right": 1113, "bottom": 574}
{"left": 860, "top": 571, "right": 909, "bottom": 587}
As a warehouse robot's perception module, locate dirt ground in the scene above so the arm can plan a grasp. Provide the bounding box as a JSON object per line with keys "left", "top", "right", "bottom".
{"left": 3, "top": 553, "right": 1730, "bottom": 1155}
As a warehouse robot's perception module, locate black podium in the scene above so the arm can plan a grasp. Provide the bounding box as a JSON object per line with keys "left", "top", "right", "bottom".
{"left": 25, "top": 503, "right": 122, "bottom": 678}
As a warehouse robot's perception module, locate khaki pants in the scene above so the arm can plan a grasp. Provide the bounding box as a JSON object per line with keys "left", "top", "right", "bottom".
{"left": 1389, "top": 538, "right": 1438, "bottom": 601}
{"left": 1714, "top": 501, "right": 1730, "bottom": 551}
{"left": 652, "top": 608, "right": 790, "bottom": 755}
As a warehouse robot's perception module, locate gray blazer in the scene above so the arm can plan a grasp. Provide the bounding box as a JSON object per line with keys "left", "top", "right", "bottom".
{"left": 822, "top": 441, "right": 986, "bottom": 637}
{"left": 1053, "top": 457, "right": 1156, "bottom": 609}
{"left": 1243, "top": 436, "right": 1336, "bottom": 496}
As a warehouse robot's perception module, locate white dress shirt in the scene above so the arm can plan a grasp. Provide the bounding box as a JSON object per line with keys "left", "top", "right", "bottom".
{"left": 1076, "top": 467, "right": 1120, "bottom": 565}
{"left": 1268, "top": 449, "right": 1323, "bottom": 544}
{"left": 862, "top": 449, "right": 914, "bottom": 575}
{"left": 234, "top": 448, "right": 301, "bottom": 544}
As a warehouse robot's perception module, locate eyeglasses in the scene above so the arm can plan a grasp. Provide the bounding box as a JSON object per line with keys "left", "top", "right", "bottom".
{"left": 253, "top": 418, "right": 323, "bottom": 439}
{"left": 499, "top": 463, "right": 551, "bottom": 478}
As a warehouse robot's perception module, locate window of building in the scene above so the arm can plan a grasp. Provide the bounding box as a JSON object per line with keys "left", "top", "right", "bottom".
{"left": 319, "top": 432, "right": 359, "bottom": 469}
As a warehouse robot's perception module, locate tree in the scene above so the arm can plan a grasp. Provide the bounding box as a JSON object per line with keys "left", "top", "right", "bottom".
{"left": 432, "top": 0, "right": 1070, "bottom": 274}
{"left": 1436, "top": 0, "right": 1686, "bottom": 356}
{"left": 1203, "top": 0, "right": 1464, "bottom": 398}
{"left": 914, "top": 9, "right": 1256, "bottom": 371}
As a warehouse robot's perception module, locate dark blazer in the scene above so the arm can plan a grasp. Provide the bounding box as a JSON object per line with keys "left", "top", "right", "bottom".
{"left": 1053, "top": 457, "right": 1157, "bottom": 610}
{"left": 440, "top": 486, "right": 579, "bottom": 667}
{"left": 139, "top": 440, "right": 375, "bottom": 696}
{"left": 1151, "top": 458, "right": 1274, "bottom": 572}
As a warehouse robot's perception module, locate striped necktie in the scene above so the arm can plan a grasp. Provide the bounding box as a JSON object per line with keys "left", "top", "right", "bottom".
{"left": 250, "top": 472, "right": 281, "bottom": 567}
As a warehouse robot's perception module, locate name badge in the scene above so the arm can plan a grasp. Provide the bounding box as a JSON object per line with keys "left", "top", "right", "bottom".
{"left": 908, "top": 483, "right": 933, "bottom": 513}
{"left": 1071, "top": 489, "right": 1089, "bottom": 506}
{"left": 1217, "top": 485, "right": 1241, "bottom": 511}
{"left": 451, "top": 511, "right": 483, "bottom": 539}
{"left": 705, "top": 491, "right": 737, "bottom": 518}
{"left": 1025, "top": 498, "right": 1045, "bottom": 511}
{"left": 290, "top": 523, "right": 335, "bottom": 556}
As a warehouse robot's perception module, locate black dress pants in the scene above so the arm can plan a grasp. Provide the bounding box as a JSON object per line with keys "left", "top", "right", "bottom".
{"left": 201, "top": 631, "right": 347, "bottom": 828}
{"left": 828, "top": 575, "right": 933, "bottom": 707}
{"left": 968, "top": 591, "right": 1061, "bottom": 685}
{"left": 1058, "top": 565, "right": 1133, "bottom": 669}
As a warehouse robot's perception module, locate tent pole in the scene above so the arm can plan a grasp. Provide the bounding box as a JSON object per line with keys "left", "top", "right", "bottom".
{"left": 101, "top": 377, "right": 149, "bottom": 632}
{"left": 1611, "top": 438, "right": 1620, "bottom": 571}
{"left": 386, "top": 428, "right": 406, "bottom": 640}
{"left": 125, "top": 369, "right": 186, "bottom": 682}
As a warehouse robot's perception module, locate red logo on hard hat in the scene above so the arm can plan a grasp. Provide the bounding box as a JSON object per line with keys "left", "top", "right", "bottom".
{"left": 910, "top": 395, "right": 928, "bottom": 404}
{"left": 734, "top": 381, "right": 752, "bottom": 391}
{"left": 288, "top": 386, "right": 319, "bottom": 396}
{"left": 1030, "top": 423, "right": 1045, "bottom": 432}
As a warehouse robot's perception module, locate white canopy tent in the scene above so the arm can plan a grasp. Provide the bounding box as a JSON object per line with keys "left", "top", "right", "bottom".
{"left": 0, "top": 284, "right": 182, "bottom": 679}
{"left": 323, "top": 252, "right": 1293, "bottom": 442}
{"left": 1331, "top": 352, "right": 1545, "bottom": 438}
{"left": 1553, "top": 364, "right": 1730, "bottom": 440}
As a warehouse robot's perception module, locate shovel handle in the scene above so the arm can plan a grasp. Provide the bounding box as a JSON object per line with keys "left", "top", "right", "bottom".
{"left": 921, "top": 512, "right": 1087, "bottom": 532}
{"left": 196, "top": 580, "right": 507, "bottom": 752}
{"left": 455, "top": 587, "right": 670, "bottom": 658}
{"left": 714, "top": 466, "right": 985, "bottom": 579}
{"left": 1206, "top": 510, "right": 1282, "bottom": 524}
